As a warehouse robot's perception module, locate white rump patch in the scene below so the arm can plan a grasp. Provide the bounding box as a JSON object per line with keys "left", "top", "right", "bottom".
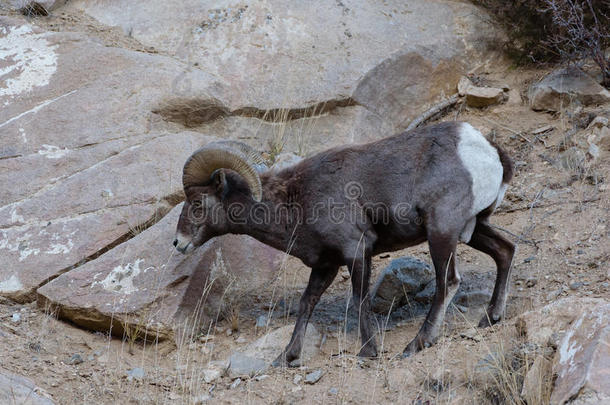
{"left": 457, "top": 123, "right": 504, "bottom": 216}
{"left": 0, "top": 25, "right": 58, "bottom": 98}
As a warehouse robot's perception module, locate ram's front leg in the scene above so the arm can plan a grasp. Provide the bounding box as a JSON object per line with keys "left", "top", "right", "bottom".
{"left": 347, "top": 254, "right": 378, "bottom": 358}
{"left": 272, "top": 265, "right": 338, "bottom": 367}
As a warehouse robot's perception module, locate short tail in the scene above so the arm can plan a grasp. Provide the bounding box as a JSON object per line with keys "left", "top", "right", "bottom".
{"left": 478, "top": 141, "right": 513, "bottom": 220}
{"left": 494, "top": 142, "right": 514, "bottom": 184}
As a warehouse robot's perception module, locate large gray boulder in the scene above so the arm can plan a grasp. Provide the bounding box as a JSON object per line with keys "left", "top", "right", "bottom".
{"left": 37, "top": 204, "right": 284, "bottom": 342}
{"left": 371, "top": 256, "right": 433, "bottom": 313}
{"left": 528, "top": 67, "right": 610, "bottom": 112}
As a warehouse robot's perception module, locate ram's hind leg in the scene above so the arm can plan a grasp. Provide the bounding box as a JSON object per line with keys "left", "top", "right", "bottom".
{"left": 403, "top": 233, "right": 460, "bottom": 357}
{"left": 272, "top": 264, "right": 339, "bottom": 367}
{"left": 467, "top": 220, "right": 515, "bottom": 327}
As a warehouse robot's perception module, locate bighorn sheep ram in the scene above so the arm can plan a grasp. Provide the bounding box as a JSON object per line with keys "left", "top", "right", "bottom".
{"left": 173, "top": 121, "right": 514, "bottom": 364}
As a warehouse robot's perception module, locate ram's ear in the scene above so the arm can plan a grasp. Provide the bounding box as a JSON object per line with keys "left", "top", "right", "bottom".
{"left": 210, "top": 169, "right": 227, "bottom": 197}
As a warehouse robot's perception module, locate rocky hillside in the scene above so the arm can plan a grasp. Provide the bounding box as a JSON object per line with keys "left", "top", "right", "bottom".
{"left": 1, "top": 1, "right": 609, "bottom": 404}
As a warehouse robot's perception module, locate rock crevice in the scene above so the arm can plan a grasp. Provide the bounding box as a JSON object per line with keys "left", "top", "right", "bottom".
{"left": 153, "top": 97, "right": 358, "bottom": 128}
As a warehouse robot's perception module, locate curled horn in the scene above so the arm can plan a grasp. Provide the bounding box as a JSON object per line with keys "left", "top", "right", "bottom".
{"left": 182, "top": 141, "right": 266, "bottom": 201}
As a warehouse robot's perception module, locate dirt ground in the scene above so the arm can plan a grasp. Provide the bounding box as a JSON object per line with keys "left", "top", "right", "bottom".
{"left": 1, "top": 8, "right": 609, "bottom": 405}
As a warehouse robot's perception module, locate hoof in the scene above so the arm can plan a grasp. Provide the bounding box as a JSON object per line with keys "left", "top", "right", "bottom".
{"left": 271, "top": 353, "right": 299, "bottom": 368}
{"left": 478, "top": 312, "right": 502, "bottom": 328}
{"left": 271, "top": 354, "right": 288, "bottom": 368}
{"left": 402, "top": 338, "right": 433, "bottom": 358}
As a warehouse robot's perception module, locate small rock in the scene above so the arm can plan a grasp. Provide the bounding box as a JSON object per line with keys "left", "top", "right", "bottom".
{"left": 230, "top": 378, "right": 242, "bottom": 389}
{"left": 202, "top": 368, "right": 222, "bottom": 384}
{"left": 329, "top": 387, "right": 339, "bottom": 395}
{"left": 460, "top": 328, "right": 481, "bottom": 342}
{"left": 255, "top": 315, "right": 267, "bottom": 328}
{"left": 293, "top": 374, "right": 302, "bottom": 385}
{"left": 126, "top": 367, "right": 145, "bottom": 382}
{"left": 68, "top": 354, "right": 83, "bottom": 365}
{"left": 465, "top": 86, "right": 506, "bottom": 108}
{"left": 234, "top": 324, "right": 321, "bottom": 367}
{"left": 526, "top": 278, "right": 537, "bottom": 288}
{"left": 236, "top": 336, "right": 247, "bottom": 344}
{"left": 524, "top": 256, "right": 536, "bottom": 263}
{"left": 255, "top": 374, "right": 269, "bottom": 381}
{"left": 11, "top": 313, "right": 20, "bottom": 323}
{"left": 546, "top": 288, "right": 563, "bottom": 301}
{"left": 569, "top": 281, "right": 584, "bottom": 290}
{"left": 304, "top": 369, "right": 324, "bottom": 384}
{"left": 587, "top": 116, "right": 609, "bottom": 130}
{"left": 228, "top": 352, "right": 267, "bottom": 378}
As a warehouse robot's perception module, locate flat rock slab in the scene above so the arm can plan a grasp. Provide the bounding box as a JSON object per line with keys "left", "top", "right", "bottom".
{"left": 529, "top": 67, "right": 610, "bottom": 112}
{"left": 0, "top": 131, "right": 213, "bottom": 303}
{"left": 0, "top": 18, "right": 225, "bottom": 302}
{"left": 68, "top": 0, "right": 497, "bottom": 126}
{"left": 37, "top": 203, "right": 284, "bottom": 342}
{"left": 0, "top": 370, "right": 54, "bottom": 405}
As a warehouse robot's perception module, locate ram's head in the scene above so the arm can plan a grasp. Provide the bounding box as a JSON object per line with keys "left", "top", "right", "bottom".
{"left": 173, "top": 141, "right": 266, "bottom": 253}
